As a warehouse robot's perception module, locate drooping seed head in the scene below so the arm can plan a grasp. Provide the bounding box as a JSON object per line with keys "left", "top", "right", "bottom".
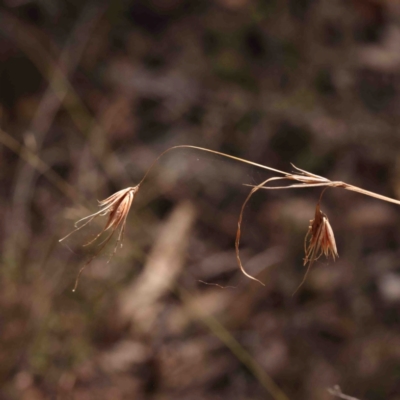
{"left": 304, "top": 203, "right": 338, "bottom": 266}
{"left": 293, "top": 202, "right": 338, "bottom": 295}
{"left": 60, "top": 186, "right": 139, "bottom": 291}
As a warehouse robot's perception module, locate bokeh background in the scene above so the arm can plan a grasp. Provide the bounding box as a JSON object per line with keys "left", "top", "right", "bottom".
{"left": 2, "top": 1, "right": 400, "bottom": 399}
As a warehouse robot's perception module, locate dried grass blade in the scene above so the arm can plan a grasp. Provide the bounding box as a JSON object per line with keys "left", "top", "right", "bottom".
{"left": 244, "top": 182, "right": 332, "bottom": 190}
{"left": 290, "top": 163, "right": 329, "bottom": 181}
{"left": 236, "top": 176, "right": 290, "bottom": 285}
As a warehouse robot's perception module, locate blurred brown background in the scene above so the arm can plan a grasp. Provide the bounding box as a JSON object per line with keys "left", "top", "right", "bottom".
{"left": 2, "top": 0, "right": 400, "bottom": 399}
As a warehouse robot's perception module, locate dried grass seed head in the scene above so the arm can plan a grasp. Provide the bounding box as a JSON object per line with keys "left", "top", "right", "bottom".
{"left": 293, "top": 202, "right": 338, "bottom": 295}
{"left": 304, "top": 203, "right": 338, "bottom": 266}
{"left": 60, "top": 186, "right": 139, "bottom": 244}
{"left": 98, "top": 186, "right": 138, "bottom": 236}
{"left": 60, "top": 186, "right": 139, "bottom": 291}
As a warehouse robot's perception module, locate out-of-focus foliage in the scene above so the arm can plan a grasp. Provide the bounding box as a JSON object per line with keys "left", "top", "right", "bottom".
{"left": 1, "top": 0, "right": 400, "bottom": 399}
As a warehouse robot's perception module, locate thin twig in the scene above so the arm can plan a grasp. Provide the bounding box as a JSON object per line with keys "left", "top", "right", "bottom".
{"left": 137, "top": 145, "right": 289, "bottom": 189}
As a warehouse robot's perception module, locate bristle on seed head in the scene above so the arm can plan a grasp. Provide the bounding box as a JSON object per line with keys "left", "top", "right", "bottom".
{"left": 60, "top": 186, "right": 139, "bottom": 291}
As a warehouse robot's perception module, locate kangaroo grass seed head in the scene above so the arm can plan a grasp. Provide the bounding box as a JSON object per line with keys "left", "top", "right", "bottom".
{"left": 304, "top": 203, "right": 338, "bottom": 265}
{"left": 60, "top": 185, "right": 139, "bottom": 291}
{"left": 95, "top": 186, "right": 138, "bottom": 239}
{"left": 292, "top": 202, "right": 338, "bottom": 295}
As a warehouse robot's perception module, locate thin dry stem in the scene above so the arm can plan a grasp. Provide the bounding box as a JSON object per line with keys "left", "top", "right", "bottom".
{"left": 249, "top": 164, "right": 400, "bottom": 206}
{"left": 137, "top": 145, "right": 289, "bottom": 188}
{"left": 61, "top": 146, "right": 400, "bottom": 292}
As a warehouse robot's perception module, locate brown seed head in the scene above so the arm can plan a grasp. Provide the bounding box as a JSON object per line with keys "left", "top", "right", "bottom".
{"left": 60, "top": 186, "right": 139, "bottom": 291}
{"left": 293, "top": 203, "right": 338, "bottom": 295}
{"left": 304, "top": 203, "right": 338, "bottom": 265}
{"left": 92, "top": 186, "right": 138, "bottom": 243}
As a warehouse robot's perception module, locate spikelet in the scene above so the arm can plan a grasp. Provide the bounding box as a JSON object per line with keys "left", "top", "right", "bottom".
{"left": 60, "top": 186, "right": 139, "bottom": 291}
{"left": 293, "top": 203, "right": 338, "bottom": 295}
{"left": 304, "top": 203, "right": 338, "bottom": 264}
